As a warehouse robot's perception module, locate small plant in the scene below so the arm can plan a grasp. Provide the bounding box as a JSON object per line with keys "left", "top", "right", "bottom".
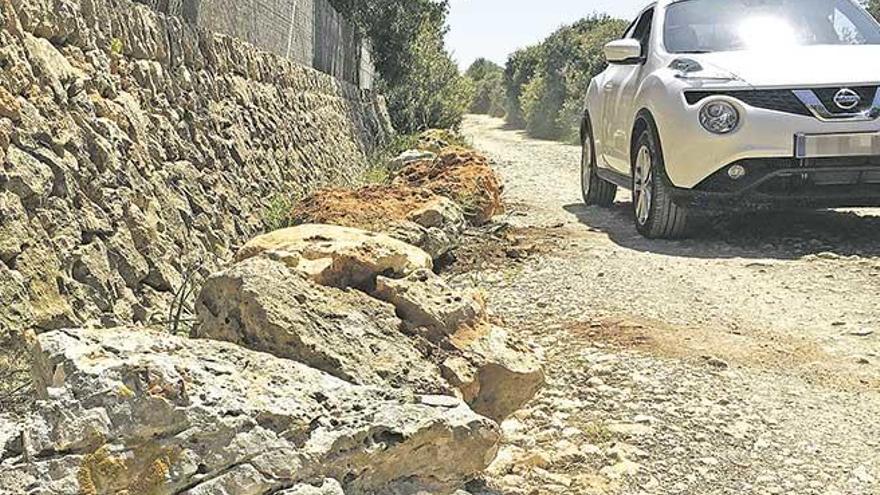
{"left": 264, "top": 194, "right": 296, "bottom": 232}
{"left": 359, "top": 164, "right": 391, "bottom": 185}
{"left": 166, "top": 259, "right": 204, "bottom": 336}
{"left": 110, "top": 38, "right": 124, "bottom": 56}
{"left": 582, "top": 421, "right": 614, "bottom": 444}
{"left": 360, "top": 132, "right": 422, "bottom": 186}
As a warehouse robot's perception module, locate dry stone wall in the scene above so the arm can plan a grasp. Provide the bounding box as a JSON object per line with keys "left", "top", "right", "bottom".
{"left": 0, "top": 0, "right": 393, "bottom": 337}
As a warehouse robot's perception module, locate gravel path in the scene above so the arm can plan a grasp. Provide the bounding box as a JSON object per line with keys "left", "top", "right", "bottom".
{"left": 458, "top": 114, "right": 880, "bottom": 495}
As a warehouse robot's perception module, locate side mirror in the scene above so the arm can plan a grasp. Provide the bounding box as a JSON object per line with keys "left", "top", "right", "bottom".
{"left": 604, "top": 39, "right": 644, "bottom": 64}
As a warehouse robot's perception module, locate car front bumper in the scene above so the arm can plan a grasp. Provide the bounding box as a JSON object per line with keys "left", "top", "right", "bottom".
{"left": 666, "top": 155, "right": 880, "bottom": 211}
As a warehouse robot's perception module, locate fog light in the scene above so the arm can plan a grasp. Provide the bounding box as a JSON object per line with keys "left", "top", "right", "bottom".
{"left": 728, "top": 164, "right": 747, "bottom": 180}
{"left": 700, "top": 100, "right": 739, "bottom": 134}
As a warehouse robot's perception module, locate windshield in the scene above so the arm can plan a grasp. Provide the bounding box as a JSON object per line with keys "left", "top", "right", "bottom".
{"left": 664, "top": 0, "right": 880, "bottom": 53}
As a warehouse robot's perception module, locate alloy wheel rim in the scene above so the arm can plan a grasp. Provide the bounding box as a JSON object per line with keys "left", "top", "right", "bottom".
{"left": 581, "top": 136, "right": 593, "bottom": 197}
{"left": 634, "top": 145, "right": 653, "bottom": 226}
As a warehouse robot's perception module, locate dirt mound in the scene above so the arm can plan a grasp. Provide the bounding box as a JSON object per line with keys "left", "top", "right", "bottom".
{"left": 291, "top": 185, "right": 467, "bottom": 259}
{"left": 393, "top": 147, "right": 504, "bottom": 225}
{"left": 293, "top": 185, "right": 440, "bottom": 230}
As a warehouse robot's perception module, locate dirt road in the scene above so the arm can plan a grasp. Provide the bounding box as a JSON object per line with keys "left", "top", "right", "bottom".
{"left": 458, "top": 115, "right": 880, "bottom": 495}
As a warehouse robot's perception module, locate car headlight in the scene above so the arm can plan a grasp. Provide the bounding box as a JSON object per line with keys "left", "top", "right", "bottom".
{"left": 699, "top": 100, "right": 739, "bottom": 134}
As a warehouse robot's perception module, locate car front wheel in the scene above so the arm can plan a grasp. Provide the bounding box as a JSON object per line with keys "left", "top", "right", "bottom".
{"left": 632, "top": 126, "right": 689, "bottom": 239}
{"left": 581, "top": 117, "right": 617, "bottom": 206}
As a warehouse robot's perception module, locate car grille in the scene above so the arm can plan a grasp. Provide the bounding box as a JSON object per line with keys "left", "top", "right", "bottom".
{"left": 686, "top": 87, "right": 880, "bottom": 118}
{"left": 685, "top": 90, "right": 812, "bottom": 116}
{"left": 813, "top": 86, "right": 877, "bottom": 114}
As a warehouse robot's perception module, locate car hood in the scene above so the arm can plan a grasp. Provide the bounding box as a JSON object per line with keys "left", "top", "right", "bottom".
{"left": 692, "top": 45, "right": 880, "bottom": 88}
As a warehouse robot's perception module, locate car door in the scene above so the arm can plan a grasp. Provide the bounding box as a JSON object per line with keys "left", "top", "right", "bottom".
{"left": 600, "top": 7, "right": 654, "bottom": 175}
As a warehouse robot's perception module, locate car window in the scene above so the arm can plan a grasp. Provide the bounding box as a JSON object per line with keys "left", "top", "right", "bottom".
{"left": 630, "top": 8, "right": 655, "bottom": 55}
{"left": 832, "top": 7, "right": 867, "bottom": 44}
{"left": 664, "top": 0, "right": 880, "bottom": 53}
{"left": 623, "top": 15, "right": 639, "bottom": 39}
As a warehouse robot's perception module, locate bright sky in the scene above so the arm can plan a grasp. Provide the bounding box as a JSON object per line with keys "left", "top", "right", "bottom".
{"left": 446, "top": 0, "right": 649, "bottom": 70}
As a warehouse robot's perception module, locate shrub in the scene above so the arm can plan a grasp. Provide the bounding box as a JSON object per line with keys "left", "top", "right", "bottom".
{"left": 504, "top": 15, "right": 627, "bottom": 141}
{"left": 503, "top": 45, "right": 543, "bottom": 127}
{"left": 383, "top": 18, "right": 474, "bottom": 133}
{"left": 330, "top": 0, "right": 471, "bottom": 132}
{"left": 466, "top": 58, "right": 506, "bottom": 117}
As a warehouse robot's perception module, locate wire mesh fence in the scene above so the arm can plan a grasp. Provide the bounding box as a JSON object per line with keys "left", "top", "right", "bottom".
{"left": 134, "top": 0, "right": 375, "bottom": 88}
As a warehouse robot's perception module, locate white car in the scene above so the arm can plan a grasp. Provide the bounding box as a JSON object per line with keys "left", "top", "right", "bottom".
{"left": 582, "top": 0, "right": 880, "bottom": 238}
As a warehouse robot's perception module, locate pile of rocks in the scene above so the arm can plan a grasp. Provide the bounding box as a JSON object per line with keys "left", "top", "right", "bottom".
{"left": 291, "top": 185, "right": 466, "bottom": 260}
{"left": 292, "top": 145, "right": 505, "bottom": 260}
{"left": 393, "top": 147, "right": 504, "bottom": 226}
{"left": 1, "top": 139, "right": 543, "bottom": 493}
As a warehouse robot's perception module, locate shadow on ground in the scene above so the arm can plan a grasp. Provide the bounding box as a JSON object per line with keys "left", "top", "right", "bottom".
{"left": 563, "top": 202, "right": 880, "bottom": 260}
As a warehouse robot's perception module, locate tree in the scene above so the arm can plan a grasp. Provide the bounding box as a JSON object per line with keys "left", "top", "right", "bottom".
{"left": 328, "top": 0, "right": 471, "bottom": 132}
{"left": 868, "top": 0, "right": 880, "bottom": 20}
{"left": 383, "top": 18, "right": 474, "bottom": 132}
{"left": 465, "top": 58, "right": 506, "bottom": 117}
{"left": 504, "top": 15, "right": 627, "bottom": 141}
{"left": 503, "top": 45, "right": 544, "bottom": 127}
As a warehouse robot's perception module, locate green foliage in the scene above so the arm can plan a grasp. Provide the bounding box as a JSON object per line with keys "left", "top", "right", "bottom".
{"left": 503, "top": 45, "right": 543, "bottom": 127}
{"left": 328, "top": 0, "right": 471, "bottom": 132}
{"left": 465, "top": 58, "right": 506, "bottom": 117}
{"left": 110, "top": 38, "right": 124, "bottom": 56}
{"left": 359, "top": 133, "right": 420, "bottom": 185}
{"left": 868, "top": 0, "right": 880, "bottom": 20}
{"left": 264, "top": 194, "right": 296, "bottom": 231}
{"left": 504, "top": 15, "right": 627, "bottom": 141}
{"left": 383, "top": 19, "right": 474, "bottom": 133}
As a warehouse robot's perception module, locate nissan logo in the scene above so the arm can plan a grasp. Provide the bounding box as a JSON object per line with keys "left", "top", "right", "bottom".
{"left": 833, "top": 88, "right": 861, "bottom": 110}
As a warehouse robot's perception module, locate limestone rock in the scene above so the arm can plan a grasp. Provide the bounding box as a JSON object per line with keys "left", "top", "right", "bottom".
{"left": 442, "top": 325, "right": 545, "bottom": 423}
{"left": 374, "top": 268, "right": 484, "bottom": 341}
{"left": 196, "top": 254, "right": 543, "bottom": 424}
{"left": 235, "top": 224, "right": 433, "bottom": 289}
{"left": 0, "top": 85, "right": 20, "bottom": 121}
{"left": 389, "top": 149, "right": 436, "bottom": 171}
{"left": 195, "top": 255, "right": 450, "bottom": 394}
{"left": 2, "top": 145, "right": 54, "bottom": 206}
{"left": 2, "top": 327, "right": 501, "bottom": 494}
{"left": 277, "top": 479, "right": 346, "bottom": 495}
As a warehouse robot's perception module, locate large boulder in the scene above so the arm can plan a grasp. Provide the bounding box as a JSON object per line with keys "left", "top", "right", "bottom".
{"left": 235, "top": 224, "right": 433, "bottom": 289}
{"left": 393, "top": 147, "right": 504, "bottom": 226}
{"left": 373, "top": 270, "right": 544, "bottom": 423}
{"left": 291, "top": 186, "right": 466, "bottom": 260}
{"left": 197, "top": 252, "right": 544, "bottom": 424}
{"left": 442, "top": 324, "right": 546, "bottom": 423}
{"left": 1, "top": 327, "right": 501, "bottom": 494}
{"left": 195, "top": 256, "right": 450, "bottom": 395}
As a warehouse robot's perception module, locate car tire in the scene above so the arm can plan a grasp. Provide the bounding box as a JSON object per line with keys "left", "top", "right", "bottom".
{"left": 581, "top": 116, "right": 617, "bottom": 207}
{"left": 631, "top": 125, "right": 690, "bottom": 239}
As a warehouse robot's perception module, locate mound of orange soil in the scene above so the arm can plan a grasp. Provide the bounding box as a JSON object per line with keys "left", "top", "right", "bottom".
{"left": 393, "top": 147, "right": 504, "bottom": 226}
{"left": 291, "top": 185, "right": 467, "bottom": 259}
{"left": 292, "top": 185, "right": 444, "bottom": 231}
